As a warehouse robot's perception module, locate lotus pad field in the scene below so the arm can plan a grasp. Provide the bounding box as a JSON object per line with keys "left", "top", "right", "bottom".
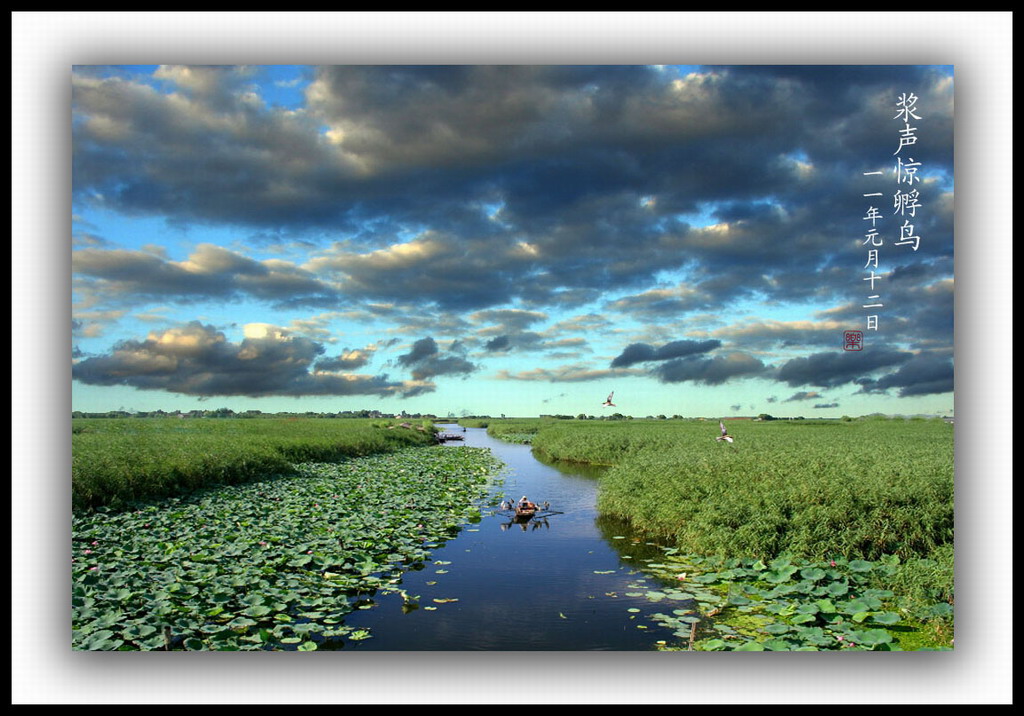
{"left": 635, "top": 551, "right": 953, "bottom": 651}
{"left": 72, "top": 446, "right": 501, "bottom": 651}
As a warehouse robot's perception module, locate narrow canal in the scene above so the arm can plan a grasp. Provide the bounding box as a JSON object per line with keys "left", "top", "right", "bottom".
{"left": 340, "top": 425, "right": 684, "bottom": 650}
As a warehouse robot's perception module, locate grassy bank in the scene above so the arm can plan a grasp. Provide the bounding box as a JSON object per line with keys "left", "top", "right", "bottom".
{"left": 72, "top": 418, "right": 437, "bottom": 510}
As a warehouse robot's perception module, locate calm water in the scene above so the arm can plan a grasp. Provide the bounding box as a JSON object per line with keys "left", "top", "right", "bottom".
{"left": 340, "top": 425, "right": 682, "bottom": 650}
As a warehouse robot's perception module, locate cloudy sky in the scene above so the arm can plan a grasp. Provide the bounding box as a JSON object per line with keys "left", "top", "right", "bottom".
{"left": 71, "top": 64, "right": 954, "bottom": 417}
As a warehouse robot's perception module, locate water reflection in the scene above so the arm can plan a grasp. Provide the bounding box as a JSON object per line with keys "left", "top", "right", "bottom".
{"left": 500, "top": 515, "right": 551, "bottom": 532}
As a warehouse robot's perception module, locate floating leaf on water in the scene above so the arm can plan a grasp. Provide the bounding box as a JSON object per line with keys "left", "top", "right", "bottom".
{"left": 848, "top": 629, "right": 892, "bottom": 646}
{"left": 593, "top": 570, "right": 616, "bottom": 574}
{"left": 800, "top": 568, "right": 826, "bottom": 582}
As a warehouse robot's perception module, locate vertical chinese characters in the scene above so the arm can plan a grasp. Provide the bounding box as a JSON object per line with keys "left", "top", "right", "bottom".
{"left": 856, "top": 91, "right": 924, "bottom": 336}
{"left": 893, "top": 93, "right": 924, "bottom": 253}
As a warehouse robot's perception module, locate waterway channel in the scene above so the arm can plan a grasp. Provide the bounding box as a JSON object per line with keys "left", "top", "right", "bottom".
{"left": 340, "top": 425, "right": 687, "bottom": 650}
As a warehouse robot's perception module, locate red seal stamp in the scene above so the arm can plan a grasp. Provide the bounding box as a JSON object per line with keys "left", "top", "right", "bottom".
{"left": 843, "top": 331, "right": 863, "bottom": 351}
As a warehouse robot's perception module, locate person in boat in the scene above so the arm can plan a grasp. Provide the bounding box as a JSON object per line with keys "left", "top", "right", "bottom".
{"left": 518, "top": 496, "right": 537, "bottom": 511}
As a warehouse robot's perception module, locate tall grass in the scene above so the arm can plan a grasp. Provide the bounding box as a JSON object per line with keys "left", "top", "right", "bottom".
{"left": 72, "top": 418, "right": 437, "bottom": 510}
{"left": 527, "top": 419, "right": 953, "bottom": 563}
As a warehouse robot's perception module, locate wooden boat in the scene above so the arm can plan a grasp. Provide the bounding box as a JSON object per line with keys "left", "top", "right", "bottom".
{"left": 514, "top": 505, "right": 538, "bottom": 521}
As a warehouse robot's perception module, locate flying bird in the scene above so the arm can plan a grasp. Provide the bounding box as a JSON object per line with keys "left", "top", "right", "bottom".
{"left": 602, "top": 392, "right": 616, "bottom": 407}
{"left": 716, "top": 420, "right": 734, "bottom": 443}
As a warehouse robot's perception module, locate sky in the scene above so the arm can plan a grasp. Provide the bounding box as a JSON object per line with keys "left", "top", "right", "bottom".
{"left": 71, "top": 64, "right": 955, "bottom": 418}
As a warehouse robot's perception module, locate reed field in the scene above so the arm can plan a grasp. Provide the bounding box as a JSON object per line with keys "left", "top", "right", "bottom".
{"left": 72, "top": 418, "right": 438, "bottom": 510}
{"left": 489, "top": 417, "right": 953, "bottom": 562}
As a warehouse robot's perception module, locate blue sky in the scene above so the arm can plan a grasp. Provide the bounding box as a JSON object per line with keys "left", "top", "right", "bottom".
{"left": 71, "top": 64, "right": 955, "bottom": 418}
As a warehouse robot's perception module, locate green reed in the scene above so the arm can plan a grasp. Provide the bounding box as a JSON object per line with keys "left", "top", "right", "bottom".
{"left": 72, "top": 418, "right": 438, "bottom": 510}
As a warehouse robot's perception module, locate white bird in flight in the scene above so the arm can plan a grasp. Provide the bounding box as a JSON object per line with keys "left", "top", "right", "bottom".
{"left": 716, "top": 420, "right": 734, "bottom": 443}
{"left": 602, "top": 392, "right": 616, "bottom": 407}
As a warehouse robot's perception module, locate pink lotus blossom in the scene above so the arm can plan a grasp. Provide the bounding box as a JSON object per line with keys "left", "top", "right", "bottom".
{"left": 830, "top": 560, "right": 837, "bottom": 567}
{"left": 89, "top": 566, "right": 98, "bottom": 571}
{"left": 84, "top": 549, "right": 92, "bottom": 555}
{"left": 91, "top": 541, "right": 98, "bottom": 546}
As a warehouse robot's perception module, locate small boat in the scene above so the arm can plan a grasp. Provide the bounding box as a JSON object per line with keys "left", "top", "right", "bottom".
{"left": 513, "top": 506, "right": 537, "bottom": 522}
